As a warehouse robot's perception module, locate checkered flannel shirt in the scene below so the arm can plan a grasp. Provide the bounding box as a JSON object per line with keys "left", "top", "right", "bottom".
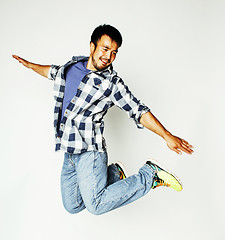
{"left": 48, "top": 56, "right": 150, "bottom": 154}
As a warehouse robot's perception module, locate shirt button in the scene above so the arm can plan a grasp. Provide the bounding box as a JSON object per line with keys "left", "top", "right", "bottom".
{"left": 65, "top": 111, "right": 67, "bottom": 114}
{"left": 61, "top": 124, "right": 63, "bottom": 127}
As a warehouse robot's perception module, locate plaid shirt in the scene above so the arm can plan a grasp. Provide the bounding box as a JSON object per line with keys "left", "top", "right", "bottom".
{"left": 48, "top": 56, "right": 150, "bottom": 154}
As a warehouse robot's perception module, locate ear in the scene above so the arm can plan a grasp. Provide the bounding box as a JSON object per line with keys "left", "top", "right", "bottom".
{"left": 90, "top": 42, "right": 96, "bottom": 53}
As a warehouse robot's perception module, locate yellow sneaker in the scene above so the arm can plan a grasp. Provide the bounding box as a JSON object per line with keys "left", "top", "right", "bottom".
{"left": 115, "top": 162, "right": 127, "bottom": 180}
{"left": 146, "top": 159, "right": 183, "bottom": 191}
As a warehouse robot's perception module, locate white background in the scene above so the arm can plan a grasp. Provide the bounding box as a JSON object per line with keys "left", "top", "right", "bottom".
{"left": 1, "top": 0, "right": 225, "bottom": 239}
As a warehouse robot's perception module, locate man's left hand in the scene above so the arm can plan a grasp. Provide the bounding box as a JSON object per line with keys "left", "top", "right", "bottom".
{"left": 164, "top": 134, "right": 194, "bottom": 155}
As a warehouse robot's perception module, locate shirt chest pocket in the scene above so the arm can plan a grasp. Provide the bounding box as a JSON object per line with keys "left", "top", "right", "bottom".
{"left": 93, "top": 78, "right": 110, "bottom": 91}
{"left": 93, "top": 78, "right": 102, "bottom": 86}
{"left": 93, "top": 78, "right": 102, "bottom": 91}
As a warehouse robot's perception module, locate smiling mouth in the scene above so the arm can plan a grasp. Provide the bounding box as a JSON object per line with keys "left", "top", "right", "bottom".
{"left": 100, "top": 59, "right": 109, "bottom": 65}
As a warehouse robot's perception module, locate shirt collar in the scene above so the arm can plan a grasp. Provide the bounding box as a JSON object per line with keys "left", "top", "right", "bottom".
{"left": 72, "top": 56, "right": 114, "bottom": 76}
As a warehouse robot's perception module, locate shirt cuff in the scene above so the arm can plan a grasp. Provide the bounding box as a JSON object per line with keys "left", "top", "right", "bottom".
{"left": 48, "top": 64, "right": 59, "bottom": 81}
{"left": 136, "top": 107, "right": 151, "bottom": 129}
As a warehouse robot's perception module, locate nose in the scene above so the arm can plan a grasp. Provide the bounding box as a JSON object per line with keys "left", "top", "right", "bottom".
{"left": 105, "top": 51, "right": 111, "bottom": 61}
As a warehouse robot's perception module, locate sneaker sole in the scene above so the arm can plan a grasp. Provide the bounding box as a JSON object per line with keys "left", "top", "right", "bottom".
{"left": 147, "top": 158, "right": 183, "bottom": 190}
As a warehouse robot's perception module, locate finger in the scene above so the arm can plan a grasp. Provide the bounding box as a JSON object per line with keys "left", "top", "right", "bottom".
{"left": 180, "top": 145, "right": 193, "bottom": 154}
{"left": 181, "top": 142, "right": 194, "bottom": 151}
{"left": 18, "top": 59, "right": 26, "bottom": 64}
{"left": 173, "top": 148, "right": 182, "bottom": 155}
{"left": 16, "top": 57, "right": 27, "bottom": 65}
{"left": 12, "top": 55, "right": 23, "bottom": 62}
{"left": 181, "top": 139, "right": 194, "bottom": 149}
{"left": 12, "top": 55, "right": 19, "bottom": 60}
{"left": 183, "top": 143, "right": 194, "bottom": 150}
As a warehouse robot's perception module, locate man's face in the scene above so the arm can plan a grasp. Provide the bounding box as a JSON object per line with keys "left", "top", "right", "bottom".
{"left": 88, "top": 35, "right": 119, "bottom": 71}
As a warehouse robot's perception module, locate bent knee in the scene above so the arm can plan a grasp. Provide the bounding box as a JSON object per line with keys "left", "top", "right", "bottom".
{"left": 85, "top": 203, "right": 106, "bottom": 215}
{"left": 64, "top": 206, "right": 81, "bottom": 214}
{"left": 62, "top": 201, "right": 85, "bottom": 214}
{"left": 87, "top": 208, "right": 103, "bottom": 215}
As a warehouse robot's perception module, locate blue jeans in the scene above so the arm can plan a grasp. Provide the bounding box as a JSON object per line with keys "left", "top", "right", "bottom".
{"left": 61, "top": 151, "right": 155, "bottom": 215}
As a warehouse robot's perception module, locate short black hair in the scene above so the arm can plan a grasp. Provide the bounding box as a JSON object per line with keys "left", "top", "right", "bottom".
{"left": 91, "top": 24, "right": 123, "bottom": 48}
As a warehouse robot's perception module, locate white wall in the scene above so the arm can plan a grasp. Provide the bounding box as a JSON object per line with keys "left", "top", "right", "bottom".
{"left": 1, "top": 0, "right": 224, "bottom": 239}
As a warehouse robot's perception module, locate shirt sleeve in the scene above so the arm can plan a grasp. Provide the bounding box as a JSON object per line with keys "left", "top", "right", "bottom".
{"left": 48, "top": 64, "right": 61, "bottom": 81}
{"left": 110, "top": 77, "right": 150, "bottom": 129}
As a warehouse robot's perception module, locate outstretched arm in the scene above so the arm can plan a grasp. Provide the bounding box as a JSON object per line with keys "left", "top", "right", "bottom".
{"left": 140, "top": 111, "right": 194, "bottom": 155}
{"left": 12, "top": 55, "right": 50, "bottom": 78}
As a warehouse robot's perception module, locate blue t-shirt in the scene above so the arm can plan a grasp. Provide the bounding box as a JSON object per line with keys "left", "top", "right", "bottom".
{"left": 61, "top": 61, "right": 90, "bottom": 121}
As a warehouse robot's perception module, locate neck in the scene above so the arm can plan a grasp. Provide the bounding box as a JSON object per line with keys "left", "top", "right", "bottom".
{"left": 86, "top": 56, "right": 96, "bottom": 71}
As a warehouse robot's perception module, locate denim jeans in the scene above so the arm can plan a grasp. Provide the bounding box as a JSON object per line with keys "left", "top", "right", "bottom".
{"left": 61, "top": 151, "right": 155, "bottom": 215}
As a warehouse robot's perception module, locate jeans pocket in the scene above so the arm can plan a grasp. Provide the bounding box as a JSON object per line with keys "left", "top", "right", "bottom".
{"left": 93, "top": 151, "right": 108, "bottom": 170}
{"left": 67, "top": 153, "right": 75, "bottom": 167}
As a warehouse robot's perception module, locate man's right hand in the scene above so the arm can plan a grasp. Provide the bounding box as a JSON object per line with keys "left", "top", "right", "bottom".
{"left": 12, "top": 55, "right": 32, "bottom": 68}
{"left": 12, "top": 55, "right": 50, "bottom": 78}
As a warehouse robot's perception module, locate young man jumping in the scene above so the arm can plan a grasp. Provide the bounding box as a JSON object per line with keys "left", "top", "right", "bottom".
{"left": 13, "top": 24, "right": 194, "bottom": 215}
